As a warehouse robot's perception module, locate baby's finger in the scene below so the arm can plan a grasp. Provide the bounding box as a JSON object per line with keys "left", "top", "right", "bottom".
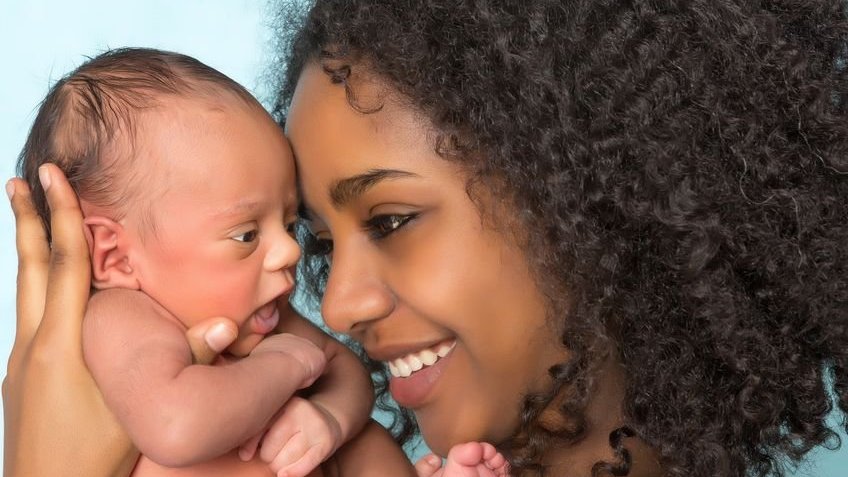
{"left": 266, "top": 431, "right": 306, "bottom": 469}
{"left": 239, "top": 431, "right": 264, "bottom": 462}
{"left": 8, "top": 178, "right": 49, "bottom": 354}
{"left": 276, "top": 448, "right": 325, "bottom": 477}
{"left": 259, "top": 409, "right": 300, "bottom": 463}
{"left": 185, "top": 317, "right": 238, "bottom": 365}
{"left": 37, "top": 164, "right": 91, "bottom": 345}
{"left": 260, "top": 430, "right": 298, "bottom": 464}
{"left": 272, "top": 436, "right": 321, "bottom": 477}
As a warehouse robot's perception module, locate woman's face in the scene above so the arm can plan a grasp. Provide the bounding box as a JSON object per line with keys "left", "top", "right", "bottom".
{"left": 286, "top": 62, "right": 568, "bottom": 454}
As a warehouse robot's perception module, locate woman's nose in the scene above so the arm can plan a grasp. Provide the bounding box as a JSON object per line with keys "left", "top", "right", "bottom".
{"left": 320, "top": 245, "right": 394, "bottom": 335}
{"left": 263, "top": 228, "right": 301, "bottom": 272}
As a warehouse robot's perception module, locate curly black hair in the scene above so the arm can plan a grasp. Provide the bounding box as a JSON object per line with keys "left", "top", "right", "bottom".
{"left": 270, "top": 1, "right": 848, "bottom": 476}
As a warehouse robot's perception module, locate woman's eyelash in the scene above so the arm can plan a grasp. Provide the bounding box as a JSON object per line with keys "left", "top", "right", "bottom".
{"left": 305, "top": 236, "right": 333, "bottom": 256}
{"left": 365, "top": 213, "right": 417, "bottom": 239}
{"left": 303, "top": 213, "right": 417, "bottom": 257}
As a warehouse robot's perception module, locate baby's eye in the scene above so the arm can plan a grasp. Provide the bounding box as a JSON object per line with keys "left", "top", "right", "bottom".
{"left": 233, "top": 230, "right": 258, "bottom": 243}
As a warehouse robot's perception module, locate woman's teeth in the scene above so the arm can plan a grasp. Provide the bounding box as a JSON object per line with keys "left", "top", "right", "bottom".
{"left": 387, "top": 341, "right": 456, "bottom": 378}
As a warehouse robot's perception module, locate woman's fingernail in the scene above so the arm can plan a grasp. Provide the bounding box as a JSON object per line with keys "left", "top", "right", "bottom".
{"left": 38, "top": 165, "right": 52, "bottom": 191}
{"left": 205, "top": 323, "right": 236, "bottom": 351}
{"left": 427, "top": 455, "right": 441, "bottom": 466}
{"left": 5, "top": 180, "right": 14, "bottom": 201}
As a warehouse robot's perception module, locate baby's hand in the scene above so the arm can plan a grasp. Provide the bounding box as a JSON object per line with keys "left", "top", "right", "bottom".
{"left": 415, "top": 442, "right": 510, "bottom": 477}
{"left": 251, "top": 333, "right": 326, "bottom": 389}
{"left": 240, "top": 396, "right": 342, "bottom": 477}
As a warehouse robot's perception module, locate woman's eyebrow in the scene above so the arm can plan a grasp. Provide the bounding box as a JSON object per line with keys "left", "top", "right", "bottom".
{"left": 329, "top": 168, "right": 418, "bottom": 207}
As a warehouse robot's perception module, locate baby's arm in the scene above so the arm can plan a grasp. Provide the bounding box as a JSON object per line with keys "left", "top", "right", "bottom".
{"left": 241, "top": 300, "right": 374, "bottom": 475}
{"left": 83, "top": 288, "right": 326, "bottom": 467}
{"left": 279, "top": 301, "right": 373, "bottom": 445}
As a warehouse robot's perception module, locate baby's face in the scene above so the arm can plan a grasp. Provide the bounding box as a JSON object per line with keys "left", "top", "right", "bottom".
{"left": 128, "top": 96, "right": 299, "bottom": 357}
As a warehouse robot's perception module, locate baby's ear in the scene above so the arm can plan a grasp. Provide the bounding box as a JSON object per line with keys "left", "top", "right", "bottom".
{"left": 83, "top": 216, "right": 140, "bottom": 290}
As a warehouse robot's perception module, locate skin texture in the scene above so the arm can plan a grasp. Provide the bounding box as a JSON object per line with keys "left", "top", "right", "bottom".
{"left": 287, "top": 63, "right": 569, "bottom": 455}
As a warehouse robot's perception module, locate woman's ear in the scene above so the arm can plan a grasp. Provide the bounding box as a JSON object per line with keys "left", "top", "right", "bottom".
{"left": 83, "top": 216, "right": 141, "bottom": 290}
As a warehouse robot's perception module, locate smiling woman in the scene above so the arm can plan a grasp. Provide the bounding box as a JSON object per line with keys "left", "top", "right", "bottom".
{"left": 274, "top": 1, "right": 848, "bottom": 476}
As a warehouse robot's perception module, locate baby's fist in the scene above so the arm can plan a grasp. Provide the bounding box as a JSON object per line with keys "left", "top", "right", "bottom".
{"left": 258, "top": 396, "right": 342, "bottom": 477}
{"left": 252, "top": 333, "right": 326, "bottom": 388}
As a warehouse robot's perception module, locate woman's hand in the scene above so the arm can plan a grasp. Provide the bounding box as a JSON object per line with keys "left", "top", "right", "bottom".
{"left": 3, "top": 165, "right": 239, "bottom": 476}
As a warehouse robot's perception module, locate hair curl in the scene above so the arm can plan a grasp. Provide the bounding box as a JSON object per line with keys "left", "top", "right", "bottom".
{"left": 271, "top": 1, "right": 848, "bottom": 475}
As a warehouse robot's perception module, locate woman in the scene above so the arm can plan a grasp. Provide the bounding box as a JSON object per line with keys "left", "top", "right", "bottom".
{"left": 6, "top": 0, "right": 848, "bottom": 476}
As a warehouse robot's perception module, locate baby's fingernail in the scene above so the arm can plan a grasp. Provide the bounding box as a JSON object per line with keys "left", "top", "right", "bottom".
{"left": 427, "top": 455, "right": 441, "bottom": 466}
{"left": 205, "top": 323, "right": 236, "bottom": 351}
{"left": 38, "top": 165, "right": 51, "bottom": 191}
{"left": 5, "top": 180, "right": 14, "bottom": 201}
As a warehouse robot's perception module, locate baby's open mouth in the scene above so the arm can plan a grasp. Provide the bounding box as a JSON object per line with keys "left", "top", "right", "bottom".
{"left": 249, "top": 300, "right": 280, "bottom": 335}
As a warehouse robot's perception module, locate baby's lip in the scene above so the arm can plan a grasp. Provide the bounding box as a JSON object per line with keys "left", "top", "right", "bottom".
{"left": 250, "top": 301, "right": 280, "bottom": 335}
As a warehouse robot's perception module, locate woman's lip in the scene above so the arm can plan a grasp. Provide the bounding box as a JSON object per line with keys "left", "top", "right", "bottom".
{"left": 388, "top": 343, "right": 455, "bottom": 408}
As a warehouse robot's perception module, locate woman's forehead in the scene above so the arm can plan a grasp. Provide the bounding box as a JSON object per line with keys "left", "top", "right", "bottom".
{"left": 288, "top": 63, "right": 443, "bottom": 173}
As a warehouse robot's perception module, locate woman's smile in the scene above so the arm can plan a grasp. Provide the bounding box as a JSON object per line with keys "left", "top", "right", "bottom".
{"left": 385, "top": 339, "right": 456, "bottom": 378}
{"left": 383, "top": 339, "right": 456, "bottom": 407}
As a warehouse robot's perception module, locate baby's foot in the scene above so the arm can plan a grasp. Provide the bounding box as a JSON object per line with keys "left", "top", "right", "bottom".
{"left": 415, "top": 454, "right": 444, "bottom": 477}
{"left": 414, "top": 442, "right": 510, "bottom": 477}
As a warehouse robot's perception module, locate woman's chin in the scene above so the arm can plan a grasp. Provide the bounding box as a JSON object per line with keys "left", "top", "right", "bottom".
{"left": 416, "top": 414, "right": 480, "bottom": 457}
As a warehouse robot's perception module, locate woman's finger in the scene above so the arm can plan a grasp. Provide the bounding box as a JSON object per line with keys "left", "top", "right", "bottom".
{"left": 185, "top": 317, "right": 239, "bottom": 365}
{"left": 8, "top": 178, "right": 49, "bottom": 360}
{"left": 36, "top": 164, "right": 91, "bottom": 346}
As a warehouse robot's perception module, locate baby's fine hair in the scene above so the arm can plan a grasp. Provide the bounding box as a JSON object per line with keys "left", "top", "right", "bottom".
{"left": 17, "top": 47, "right": 259, "bottom": 241}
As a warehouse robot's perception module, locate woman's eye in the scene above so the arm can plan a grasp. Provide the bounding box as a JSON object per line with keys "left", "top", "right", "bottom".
{"left": 233, "top": 230, "right": 258, "bottom": 243}
{"left": 305, "top": 236, "right": 334, "bottom": 256}
{"left": 366, "top": 213, "right": 416, "bottom": 239}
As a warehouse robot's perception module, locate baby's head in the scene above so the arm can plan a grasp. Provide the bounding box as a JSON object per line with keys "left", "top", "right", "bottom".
{"left": 19, "top": 48, "right": 300, "bottom": 356}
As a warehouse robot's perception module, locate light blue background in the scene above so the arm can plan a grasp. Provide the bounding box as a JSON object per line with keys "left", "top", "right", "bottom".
{"left": 0, "top": 2, "right": 845, "bottom": 475}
